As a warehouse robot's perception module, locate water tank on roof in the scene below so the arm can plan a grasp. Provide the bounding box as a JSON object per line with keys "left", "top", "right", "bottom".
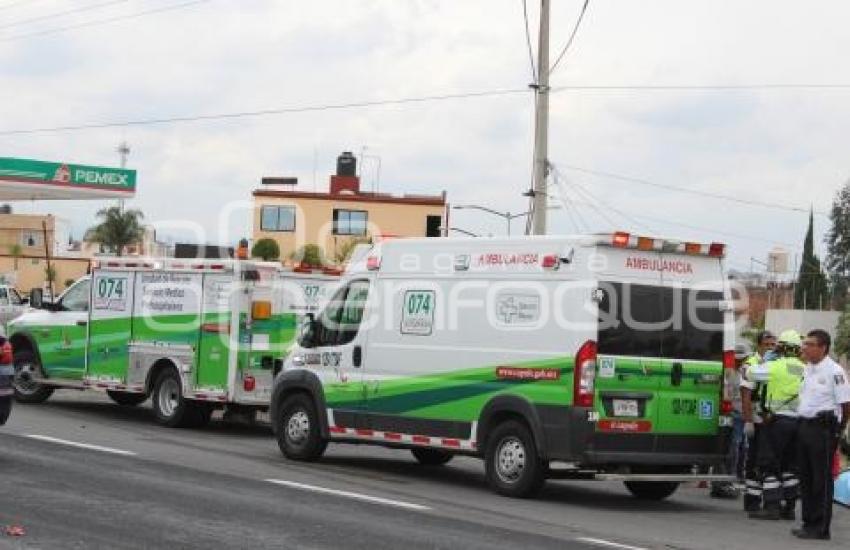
{"left": 0, "top": 204, "right": 11, "bottom": 214}
{"left": 768, "top": 247, "right": 789, "bottom": 274}
{"left": 337, "top": 151, "right": 357, "bottom": 177}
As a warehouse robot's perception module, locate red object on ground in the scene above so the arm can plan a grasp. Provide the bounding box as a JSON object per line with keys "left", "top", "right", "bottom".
{"left": 5, "top": 525, "right": 26, "bottom": 537}
{"left": 834, "top": 449, "right": 841, "bottom": 480}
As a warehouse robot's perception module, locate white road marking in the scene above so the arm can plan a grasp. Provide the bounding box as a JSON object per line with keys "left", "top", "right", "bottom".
{"left": 265, "top": 479, "right": 431, "bottom": 511}
{"left": 576, "top": 537, "right": 649, "bottom": 550}
{"left": 25, "top": 434, "right": 137, "bottom": 456}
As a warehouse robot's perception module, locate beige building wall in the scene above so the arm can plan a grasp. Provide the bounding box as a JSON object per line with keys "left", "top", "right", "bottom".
{"left": 0, "top": 213, "right": 56, "bottom": 258}
{"left": 252, "top": 193, "right": 446, "bottom": 264}
{"left": 0, "top": 255, "right": 89, "bottom": 293}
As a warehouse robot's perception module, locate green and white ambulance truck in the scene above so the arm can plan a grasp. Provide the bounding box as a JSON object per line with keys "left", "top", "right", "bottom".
{"left": 9, "top": 258, "right": 338, "bottom": 427}
{"left": 271, "top": 232, "right": 737, "bottom": 498}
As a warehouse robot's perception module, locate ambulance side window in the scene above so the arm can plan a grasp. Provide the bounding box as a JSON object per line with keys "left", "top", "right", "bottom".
{"left": 311, "top": 280, "right": 369, "bottom": 347}
{"left": 60, "top": 280, "right": 91, "bottom": 312}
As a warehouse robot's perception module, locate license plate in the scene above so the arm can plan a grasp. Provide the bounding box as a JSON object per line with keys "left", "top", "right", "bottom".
{"left": 612, "top": 399, "right": 639, "bottom": 417}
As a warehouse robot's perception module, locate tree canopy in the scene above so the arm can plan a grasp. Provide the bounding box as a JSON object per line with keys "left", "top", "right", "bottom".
{"left": 795, "top": 210, "right": 828, "bottom": 309}
{"left": 88, "top": 206, "right": 145, "bottom": 257}
{"left": 251, "top": 238, "right": 280, "bottom": 262}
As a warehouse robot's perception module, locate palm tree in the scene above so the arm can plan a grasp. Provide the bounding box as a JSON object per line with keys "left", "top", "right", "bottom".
{"left": 88, "top": 206, "right": 145, "bottom": 256}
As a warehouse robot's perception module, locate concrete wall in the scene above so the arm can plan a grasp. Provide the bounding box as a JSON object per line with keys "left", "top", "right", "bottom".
{"left": 0, "top": 255, "right": 90, "bottom": 294}
{"left": 765, "top": 309, "right": 842, "bottom": 342}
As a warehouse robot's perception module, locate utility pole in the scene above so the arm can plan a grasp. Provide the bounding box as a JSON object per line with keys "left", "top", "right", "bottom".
{"left": 530, "top": 0, "right": 550, "bottom": 236}
{"left": 117, "top": 141, "right": 130, "bottom": 212}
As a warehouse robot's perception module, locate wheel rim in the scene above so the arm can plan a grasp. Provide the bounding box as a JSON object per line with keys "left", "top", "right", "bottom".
{"left": 286, "top": 409, "right": 310, "bottom": 445}
{"left": 495, "top": 436, "right": 526, "bottom": 484}
{"left": 157, "top": 376, "right": 181, "bottom": 418}
{"left": 14, "top": 361, "right": 40, "bottom": 396}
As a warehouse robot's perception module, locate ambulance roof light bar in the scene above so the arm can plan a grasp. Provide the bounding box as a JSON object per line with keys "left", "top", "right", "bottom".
{"left": 601, "top": 232, "right": 726, "bottom": 258}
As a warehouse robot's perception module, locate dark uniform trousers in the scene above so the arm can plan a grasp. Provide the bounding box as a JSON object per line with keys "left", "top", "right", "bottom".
{"left": 756, "top": 415, "right": 799, "bottom": 512}
{"left": 744, "top": 424, "right": 763, "bottom": 511}
{"left": 797, "top": 413, "right": 839, "bottom": 537}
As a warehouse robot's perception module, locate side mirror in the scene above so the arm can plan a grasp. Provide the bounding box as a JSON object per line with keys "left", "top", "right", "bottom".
{"left": 29, "top": 288, "right": 43, "bottom": 309}
{"left": 299, "top": 313, "right": 317, "bottom": 347}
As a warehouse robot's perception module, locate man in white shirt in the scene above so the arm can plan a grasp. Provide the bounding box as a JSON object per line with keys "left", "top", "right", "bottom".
{"left": 792, "top": 329, "right": 850, "bottom": 541}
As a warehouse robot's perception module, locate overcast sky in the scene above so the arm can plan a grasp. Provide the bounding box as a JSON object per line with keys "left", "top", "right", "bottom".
{"left": 1, "top": 0, "right": 848, "bottom": 274}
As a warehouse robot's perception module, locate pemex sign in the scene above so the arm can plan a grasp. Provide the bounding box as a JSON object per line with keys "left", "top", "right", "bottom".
{"left": 0, "top": 157, "right": 136, "bottom": 200}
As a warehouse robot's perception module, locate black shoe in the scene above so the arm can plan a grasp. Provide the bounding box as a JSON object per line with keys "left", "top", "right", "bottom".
{"left": 749, "top": 509, "right": 781, "bottom": 520}
{"left": 792, "top": 529, "right": 830, "bottom": 540}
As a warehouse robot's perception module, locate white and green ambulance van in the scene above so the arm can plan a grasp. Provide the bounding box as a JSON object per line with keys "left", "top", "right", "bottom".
{"left": 9, "top": 258, "right": 338, "bottom": 427}
{"left": 271, "top": 233, "right": 738, "bottom": 498}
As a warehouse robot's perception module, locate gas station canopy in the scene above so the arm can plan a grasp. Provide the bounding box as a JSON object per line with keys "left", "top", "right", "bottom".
{"left": 0, "top": 157, "right": 136, "bottom": 200}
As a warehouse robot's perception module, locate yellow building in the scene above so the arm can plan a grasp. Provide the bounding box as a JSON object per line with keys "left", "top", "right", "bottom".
{"left": 0, "top": 212, "right": 89, "bottom": 293}
{"left": 252, "top": 153, "right": 447, "bottom": 264}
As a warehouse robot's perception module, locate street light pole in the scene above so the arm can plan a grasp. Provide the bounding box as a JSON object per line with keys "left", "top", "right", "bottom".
{"left": 530, "top": 0, "right": 550, "bottom": 236}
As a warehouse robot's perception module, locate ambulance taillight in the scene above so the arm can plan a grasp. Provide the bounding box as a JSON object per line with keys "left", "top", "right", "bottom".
{"left": 0, "top": 341, "right": 11, "bottom": 365}
{"left": 574, "top": 340, "right": 597, "bottom": 408}
{"left": 720, "top": 349, "right": 736, "bottom": 415}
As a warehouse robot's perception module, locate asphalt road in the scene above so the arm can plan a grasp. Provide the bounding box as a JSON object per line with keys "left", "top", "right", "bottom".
{"left": 1, "top": 392, "right": 847, "bottom": 550}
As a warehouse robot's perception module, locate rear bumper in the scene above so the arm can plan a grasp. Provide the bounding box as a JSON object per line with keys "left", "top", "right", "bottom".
{"left": 538, "top": 405, "right": 730, "bottom": 468}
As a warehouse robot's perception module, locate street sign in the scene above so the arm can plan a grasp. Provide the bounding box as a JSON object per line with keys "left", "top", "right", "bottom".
{"left": 0, "top": 157, "right": 136, "bottom": 200}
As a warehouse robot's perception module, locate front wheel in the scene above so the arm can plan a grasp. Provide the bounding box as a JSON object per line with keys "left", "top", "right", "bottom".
{"left": 411, "top": 448, "right": 453, "bottom": 466}
{"left": 13, "top": 350, "right": 54, "bottom": 404}
{"left": 484, "top": 420, "right": 545, "bottom": 498}
{"left": 624, "top": 481, "right": 679, "bottom": 501}
{"left": 274, "top": 393, "right": 326, "bottom": 461}
{"left": 107, "top": 390, "right": 148, "bottom": 407}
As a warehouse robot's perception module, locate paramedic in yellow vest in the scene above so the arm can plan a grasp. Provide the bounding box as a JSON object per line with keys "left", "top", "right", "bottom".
{"left": 745, "top": 330, "right": 804, "bottom": 520}
{"left": 740, "top": 330, "right": 777, "bottom": 512}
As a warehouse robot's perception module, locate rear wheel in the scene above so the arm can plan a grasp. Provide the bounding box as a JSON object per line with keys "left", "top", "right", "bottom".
{"left": 484, "top": 420, "right": 545, "bottom": 498}
{"left": 107, "top": 390, "right": 148, "bottom": 407}
{"left": 12, "top": 350, "right": 54, "bottom": 404}
{"left": 152, "top": 369, "right": 206, "bottom": 428}
{"left": 411, "top": 448, "right": 453, "bottom": 466}
{"left": 275, "top": 393, "right": 326, "bottom": 461}
{"left": 624, "top": 481, "right": 679, "bottom": 501}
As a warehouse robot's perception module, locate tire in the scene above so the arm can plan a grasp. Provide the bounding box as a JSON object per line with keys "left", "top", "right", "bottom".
{"left": 274, "top": 393, "right": 327, "bottom": 461}
{"left": 624, "top": 481, "right": 680, "bottom": 501}
{"left": 107, "top": 390, "right": 148, "bottom": 407}
{"left": 484, "top": 419, "right": 545, "bottom": 498}
{"left": 411, "top": 447, "right": 454, "bottom": 466}
{"left": 151, "top": 369, "right": 203, "bottom": 428}
{"left": 12, "top": 350, "right": 54, "bottom": 404}
{"left": 0, "top": 397, "right": 10, "bottom": 425}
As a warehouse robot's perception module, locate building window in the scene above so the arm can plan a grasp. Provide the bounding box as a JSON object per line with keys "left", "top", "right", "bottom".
{"left": 260, "top": 206, "right": 296, "bottom": 232}
{"left": 426, "top": 215, "right": 442, "bottom": 237}
{"left": 333, "top": 209, "right": 367, "bottom": 236}
{"left": 21, "top": 230, "right": 42, "bottom": 247}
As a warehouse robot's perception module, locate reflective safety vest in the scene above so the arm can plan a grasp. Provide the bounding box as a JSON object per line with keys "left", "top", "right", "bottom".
{"left": 761, "top": 357, "right": 804, "bottom": 415}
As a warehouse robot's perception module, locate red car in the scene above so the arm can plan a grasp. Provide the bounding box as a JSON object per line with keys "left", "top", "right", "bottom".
{"left": 0, "top": 338, "right": 13, "bottom": 425}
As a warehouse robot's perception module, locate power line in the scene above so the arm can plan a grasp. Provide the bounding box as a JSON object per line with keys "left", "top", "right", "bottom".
{"left": 551, "top": 84, "right": 850, "bottom": 92}
{"left": 0, "top": 0, "right": 131, "bottom": 31}
{"left": 555, "top": 163, "right": 828, "bottom": 216}
{"left": 0, "top": 0, "right": 208, "bottom": 42}
{"left": 548, "top": 0, "right": 590, "bottom": 76}
{"left": 521, "top": 0, "right": 536, "bottom": 84}
{"left": 0, "top": 88, "right": 531, "bottom": 136}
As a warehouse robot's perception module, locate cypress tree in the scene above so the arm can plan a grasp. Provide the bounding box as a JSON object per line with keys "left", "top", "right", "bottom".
{"left": 795, "top": 210, "right": 829, "bottom": 309}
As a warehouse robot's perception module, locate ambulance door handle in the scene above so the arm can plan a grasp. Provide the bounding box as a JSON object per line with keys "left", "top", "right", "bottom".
{"left": 671, "top": 362, "right": 683, "bottom": 387}
{"left": 76, "top": 320, "right": 88, "bottom": 327}
{"left": 352, "top": 346, "right": 362, "bottom": 368}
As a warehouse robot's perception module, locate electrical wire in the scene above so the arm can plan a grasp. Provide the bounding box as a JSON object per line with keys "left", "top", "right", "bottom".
{"left": 0, "top": 88, "right": 531, "bottom": 136}
{"left": 548, "top": 0, "right": 590, "bottom": 76}
{"left": 521, "top": 0, "right": 536, "bottom": 84}
{"left": 0, "top": 0, "right": 208, "bottom": 42}
{"left": 0, "top": 0, "right": 131, "bottom": 31}
{"left": 555, "top": 163, "right": 828, "bottom": 216}
{"left": 550, "top": 84, "right": 850, "bottom": 92}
